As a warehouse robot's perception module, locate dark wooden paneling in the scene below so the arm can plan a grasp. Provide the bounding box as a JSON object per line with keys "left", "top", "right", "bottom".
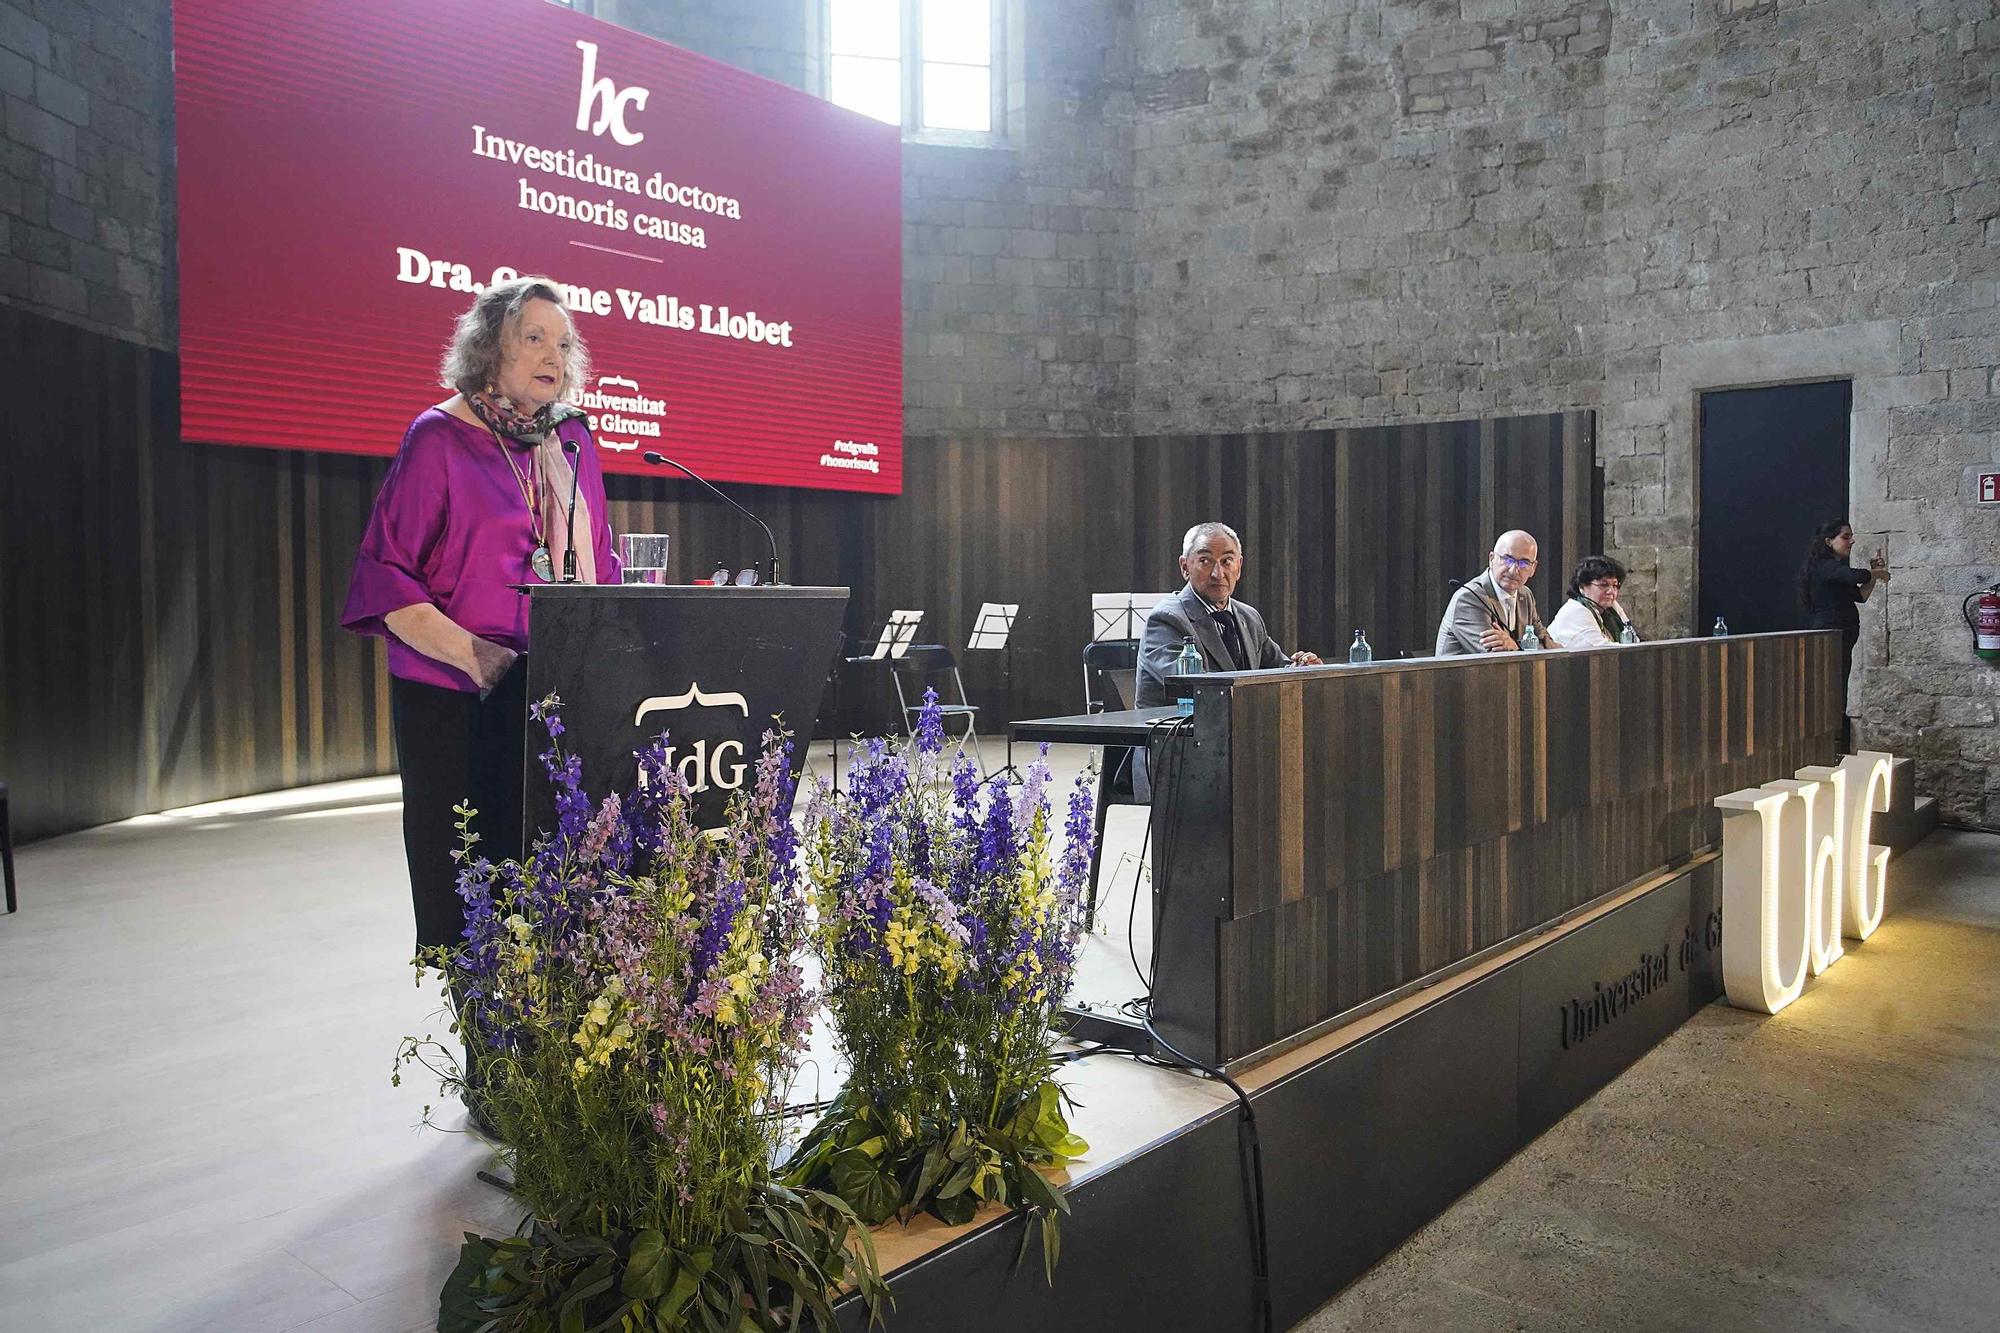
{"left": 4, "top": 300, "right": 1596, "bottom": 842}
{"left": 1175, "top": 632, "right": 1842, "bottom": 1063}
{"left": 0, "top": 305, "right": 396, "bottom": 842}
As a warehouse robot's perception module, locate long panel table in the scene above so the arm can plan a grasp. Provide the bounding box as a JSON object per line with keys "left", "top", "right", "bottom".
{"left": 1047, "top": 631, "right": 1843, "bottom": 1068}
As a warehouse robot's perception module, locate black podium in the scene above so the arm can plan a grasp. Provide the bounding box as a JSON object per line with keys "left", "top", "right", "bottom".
{"left": 518, "top": 585, "right": 848, "bottom": 843}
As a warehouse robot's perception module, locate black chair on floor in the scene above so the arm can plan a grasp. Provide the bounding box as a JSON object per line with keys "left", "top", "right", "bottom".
{"left": 1081, "top": 638, "right": 1140, "bottom": 718}
{"left": 1078, "top": 642, "right": 1147, "bottom": 919}
{"left": 891, "top": 644, "right": 986, "bottom": 775}
{"left": 1, "top": 781, "right": 16, "bottom": 915}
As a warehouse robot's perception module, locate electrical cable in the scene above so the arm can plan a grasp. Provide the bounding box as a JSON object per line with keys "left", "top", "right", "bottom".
{"left": 1109, "top": 712, "right": 1273, "bottom": 1332}
{"left": 1140, "top": 1008, "right": 1275, "bottom": 1333}
{"left": 1145, "top": 714, "right": 1198, "bottom": 986}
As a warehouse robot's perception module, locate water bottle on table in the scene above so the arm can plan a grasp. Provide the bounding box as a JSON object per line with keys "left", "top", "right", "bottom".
{"left": 1174, "top": 636, "right": 1202, "bottom": 716}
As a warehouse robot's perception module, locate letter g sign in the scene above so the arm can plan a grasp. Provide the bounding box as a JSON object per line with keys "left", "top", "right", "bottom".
{"left": 575, "top": 40, "right": 649, "bottom": 145}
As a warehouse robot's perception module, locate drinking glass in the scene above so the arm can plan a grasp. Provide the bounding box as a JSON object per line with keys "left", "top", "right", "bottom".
{"left": 620, "top": 532, "right": 670, "bottom": 584}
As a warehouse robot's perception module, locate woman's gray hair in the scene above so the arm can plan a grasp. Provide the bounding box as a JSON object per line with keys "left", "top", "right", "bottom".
{"left": 439, "top": 276, "right": 591, "bottom": 401}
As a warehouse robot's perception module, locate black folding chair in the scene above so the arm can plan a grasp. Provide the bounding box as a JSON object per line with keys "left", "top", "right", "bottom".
{"left": 1081, "top": 638, "right": 1139, "bottom": 716}
{"left": 890, "top": 644, "right": 986, "bottom": 775}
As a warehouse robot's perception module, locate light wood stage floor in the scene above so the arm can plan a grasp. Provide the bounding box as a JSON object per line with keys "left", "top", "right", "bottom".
{"left": 0, "top": 742, "right": 1217, "bottom": 1333}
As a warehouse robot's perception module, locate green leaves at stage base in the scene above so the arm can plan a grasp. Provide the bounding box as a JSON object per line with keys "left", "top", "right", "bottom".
{"left": 784, "top": 1080, "right": 1087, "bottom": 1284}
{"left": 438, "top": 1184, "right": 887, "bottom": 1333}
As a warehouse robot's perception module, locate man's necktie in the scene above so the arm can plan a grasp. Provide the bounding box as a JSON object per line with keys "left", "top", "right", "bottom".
{"left": 1209, "top": 609, "right": 1250, "bottom": 671}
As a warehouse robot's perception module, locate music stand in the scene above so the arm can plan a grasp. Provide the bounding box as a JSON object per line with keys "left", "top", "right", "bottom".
{"left": 871, "top": 609, "right": 924, "bottom": 660}
{"left": 1090, "top": 592, "right": 1170, "bottom": 642}
{"left": 968, "top": 602, "right": 1021, "bottom": 781}
{"left": 836, "top": 611, "right": 924, "bottom": 790}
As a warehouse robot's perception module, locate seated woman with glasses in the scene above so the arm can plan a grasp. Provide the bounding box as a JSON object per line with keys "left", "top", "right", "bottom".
{"left": 1548, "top": 555, "right": 1640, "bottom": 648}
{"left": 1434, "top": 529, "right": 1561, "bottom": 654}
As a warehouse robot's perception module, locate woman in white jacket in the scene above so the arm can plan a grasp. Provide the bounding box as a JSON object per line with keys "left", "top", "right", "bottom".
{"left": 1548, "top": 555, "right": 1640, "bottom": 648}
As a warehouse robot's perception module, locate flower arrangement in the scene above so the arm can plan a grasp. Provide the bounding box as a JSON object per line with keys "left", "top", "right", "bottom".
{"left": 785, "top": 694, "right": 1096, "bottom": 1275}
{"left": 398, "top": 699, "right": 887, "bottom": 1333}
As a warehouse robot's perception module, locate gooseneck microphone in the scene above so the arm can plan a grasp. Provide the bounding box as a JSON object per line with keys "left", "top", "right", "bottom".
{"left": 641, "top": 450, "right": 783, "bottom": 586}
{"left": 561, "top": 439, "right": 582, "bottom": 583}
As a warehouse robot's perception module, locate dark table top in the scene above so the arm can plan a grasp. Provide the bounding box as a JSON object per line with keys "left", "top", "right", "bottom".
{"left": 1010, "top": 706, "right": 1180, "bottom": 745}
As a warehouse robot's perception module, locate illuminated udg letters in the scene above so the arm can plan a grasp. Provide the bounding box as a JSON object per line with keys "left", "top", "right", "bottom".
{"left": 1715, "top": 752, "right": 1893, "bottom": 1015}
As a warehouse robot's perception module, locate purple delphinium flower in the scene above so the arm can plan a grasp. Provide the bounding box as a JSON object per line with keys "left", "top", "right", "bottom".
{"left": 975, "top": 777, "right": 1017, "bottom": 883}
{"left": 1057, "top": 770, "right": 1096, "bottom": 910}
{"left": 690, "top": 878, "right": 747, "bottom": 986}
{"left": 1011, "top": 749, "right": 1051, "bottom": 830}
{"left": 914, "top": 687, "right": 945, "bottom": 756}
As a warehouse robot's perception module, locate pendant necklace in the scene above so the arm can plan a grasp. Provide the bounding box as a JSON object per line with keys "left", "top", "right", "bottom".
{"left": 489, "top": 423, "right": 554, "bottom": 582}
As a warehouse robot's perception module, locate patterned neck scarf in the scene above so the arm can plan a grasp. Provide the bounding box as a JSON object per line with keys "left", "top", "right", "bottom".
{"left": 466, "top": 386, "right": 585, "bottom": 443}
{"left": 1575, "top": 594, "right": 1624, "bottom": 640}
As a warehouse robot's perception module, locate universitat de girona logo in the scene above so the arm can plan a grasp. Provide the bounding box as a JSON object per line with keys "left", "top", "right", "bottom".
{"left": 633, "top": 684, "right": 751, "bottom": 794}
{"left": 578, "top": 374, "right": 666, "bottom": 454}
{"left": 1714, "top": 751, "right": 1894, "bottom": 1015}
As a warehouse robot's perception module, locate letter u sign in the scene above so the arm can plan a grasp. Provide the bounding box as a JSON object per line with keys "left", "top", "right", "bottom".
{"left": 1715, "top": 752, "right": 1892, "bottom": 1014}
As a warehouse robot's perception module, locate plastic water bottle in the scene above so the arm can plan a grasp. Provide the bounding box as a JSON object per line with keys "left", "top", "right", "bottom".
{"left": 1348, "top": 630, "right": 1373, "bottom": 664}
{"left": 1174, "top": 637, "right": 1202, "bottom": 716}
{"left": 1619, "top": 622, "right": 1640, "bottom": 645}
{"left": 1520, "top": 623, "right": 1542, "bottom": 652}
{"left": 1711, "top": 616, "right": 1729, "bottom": 637}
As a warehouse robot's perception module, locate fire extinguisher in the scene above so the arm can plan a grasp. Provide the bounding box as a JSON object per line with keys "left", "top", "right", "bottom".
{"left": 1967, "top": 582, "right": 2000, "bottom": 662}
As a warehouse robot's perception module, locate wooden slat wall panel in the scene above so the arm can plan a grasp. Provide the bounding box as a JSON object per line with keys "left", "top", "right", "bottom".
{"left": 1210, "top": 633, "right": 1842, "bottom": 1060}
{"left": 3, "top": 302, "right": 1597, "bottom": 842}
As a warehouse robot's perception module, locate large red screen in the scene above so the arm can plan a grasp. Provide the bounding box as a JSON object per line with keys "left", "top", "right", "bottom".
{"left": 173, "top": 0, "right": 902, "bottom": 493}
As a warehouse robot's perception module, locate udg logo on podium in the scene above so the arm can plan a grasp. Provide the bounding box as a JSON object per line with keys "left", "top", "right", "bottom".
{"left": 634, "top": 685, "right": 749, "bottom": 794}
{"left": 575, "top": 40, "right": 648, "bottom": 145}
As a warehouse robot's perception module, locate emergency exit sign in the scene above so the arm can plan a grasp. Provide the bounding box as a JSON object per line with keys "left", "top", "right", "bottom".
{"left": 1981, "top": 471, "right": 2000, "bottom": 504}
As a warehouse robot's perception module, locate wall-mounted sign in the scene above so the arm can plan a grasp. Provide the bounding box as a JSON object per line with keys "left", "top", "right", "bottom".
{"left": 1714, "top": 751, "right": 1892, "bottom": 1014}
{"left": 1978, "top": 471, "right": 1998, "bottom": 504}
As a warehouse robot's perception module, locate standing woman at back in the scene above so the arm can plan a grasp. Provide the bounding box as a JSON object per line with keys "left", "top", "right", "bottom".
{"left": 1799, "top": 518, "right": 1890, "bottom": 748}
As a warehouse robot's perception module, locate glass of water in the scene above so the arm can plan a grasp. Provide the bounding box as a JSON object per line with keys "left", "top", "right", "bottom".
{"left": 620, "top": 532, "right": 670, "bottom": 584}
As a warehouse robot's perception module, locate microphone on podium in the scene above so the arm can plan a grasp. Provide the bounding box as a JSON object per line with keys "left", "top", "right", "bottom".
{"left": 561, "top": 439, "right": 582, "bottom": 583}
{"left": 640, "top": 450, "right": 784, "bottom": 587}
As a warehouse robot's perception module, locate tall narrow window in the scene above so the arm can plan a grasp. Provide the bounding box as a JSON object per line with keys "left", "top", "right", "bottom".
{"left": 828, "top": 0, "right": 903, "bottom": 126}
{"left": 919, "top": 0, "right": 990, "bottom": 132}
{"left": 825, "top": 0, "right": 1009, "bottom": 143}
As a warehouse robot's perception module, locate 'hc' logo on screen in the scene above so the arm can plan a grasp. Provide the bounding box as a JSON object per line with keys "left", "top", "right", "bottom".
{"left": 575, "top": 40, "right": 649, "bottom": 145}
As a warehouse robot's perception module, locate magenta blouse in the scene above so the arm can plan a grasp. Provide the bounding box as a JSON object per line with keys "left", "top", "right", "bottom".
{"left": 341, "top": 408, "right": 622, "bottom": 692}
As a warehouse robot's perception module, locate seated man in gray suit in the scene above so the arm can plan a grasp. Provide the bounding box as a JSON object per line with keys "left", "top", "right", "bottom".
{"left": 1435, "top": 528, "right": 1563, "bottom": 655}
{"left": 1136, "top": 521, "right": 1321, "bottom": 709}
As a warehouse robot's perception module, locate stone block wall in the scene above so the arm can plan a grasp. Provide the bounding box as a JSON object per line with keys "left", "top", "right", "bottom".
{"left": 596, "top": 0, "right": 1141, "bottom": 437}
{"left": 1126, "top": 0, "right": 1999, "bottom": 826}
{"left": 0, "top": 0, "right": 173, "bottom": 346}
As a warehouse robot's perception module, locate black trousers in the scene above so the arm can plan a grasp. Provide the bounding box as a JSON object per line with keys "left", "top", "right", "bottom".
{"left": 391, "top": 660, "right": 528, "bottom": 954}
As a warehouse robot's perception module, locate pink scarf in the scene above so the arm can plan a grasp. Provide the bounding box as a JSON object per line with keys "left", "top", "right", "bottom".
{"left": 468, "top": 389, "right": 599, "bottom": 584}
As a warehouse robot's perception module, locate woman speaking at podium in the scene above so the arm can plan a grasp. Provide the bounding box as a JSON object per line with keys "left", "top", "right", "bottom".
{"left": 341, "top": 277, "right": 620, "bottom": 962}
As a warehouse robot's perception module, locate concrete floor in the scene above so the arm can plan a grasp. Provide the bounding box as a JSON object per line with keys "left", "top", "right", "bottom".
{"left": 1299, "top": 828, "right": 2000, "bottom": 1333}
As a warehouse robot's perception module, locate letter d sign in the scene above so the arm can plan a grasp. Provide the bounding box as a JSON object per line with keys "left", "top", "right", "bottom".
{"left": 576, "top": 40, "right": 648, "bottom": 145}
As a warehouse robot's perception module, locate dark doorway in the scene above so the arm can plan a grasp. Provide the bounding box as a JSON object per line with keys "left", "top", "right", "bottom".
{"left": 1698, "top": 380, "right": 1851, "bottom": 636}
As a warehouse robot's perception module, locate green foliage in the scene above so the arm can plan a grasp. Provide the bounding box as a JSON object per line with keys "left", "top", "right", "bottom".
{"left": 404, "top": 708, "right": 886, "bottom": 1332}
{"left": 788, "top": 725, "right": 1096, "bottom": 1278}
{"left": 437, "top": 1187, "right": 887, "bottom": 1333}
